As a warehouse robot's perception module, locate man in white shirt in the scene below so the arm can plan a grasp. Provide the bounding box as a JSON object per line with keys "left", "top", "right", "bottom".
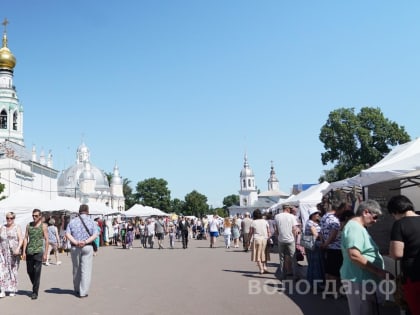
{"left": 208, "top": 215, "right": 220, "bottom": 248}
{"left": 274, "top": 204, "right": 299, "bottom": 280}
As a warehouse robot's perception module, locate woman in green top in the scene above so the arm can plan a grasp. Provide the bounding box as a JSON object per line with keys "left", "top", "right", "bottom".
{"left": 340, "top": 200, "right": 393, "bottom": 315}
{"left": 22, "top": 209, "right": 49, "bottom": 300}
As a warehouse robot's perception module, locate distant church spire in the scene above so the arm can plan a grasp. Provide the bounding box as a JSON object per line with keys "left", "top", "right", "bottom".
{"left": 239, "top": 152, "right": 258, "bottom": 207}
{"left": 267, "top": 160, "right": 280, "bottom": 191}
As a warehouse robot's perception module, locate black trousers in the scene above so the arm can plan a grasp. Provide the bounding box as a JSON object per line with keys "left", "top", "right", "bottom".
{"left": 181, "top": 231, "right": 188, "bottom": 248}
{"left": 26, "top": 253, "right": 43, "bottom": 294}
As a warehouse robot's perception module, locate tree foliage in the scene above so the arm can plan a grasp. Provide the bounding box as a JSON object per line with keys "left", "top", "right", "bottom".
{"left": 183, "top": 190, "right": 209, "bottom": 217}
{"left": 0, "top": 182, "right": 5, "bottom": 200}
{"left": 222, "top": 194, "right": 239, "bottom": 210}
{"left": 170, "top": 198, "right": 185, "bottom": 214}
{"left": 135, "top": 177, "right": 171, "bottom": 211}
{"left": 122, "top": 178, "right": 136, "bottom": 210}
{"left": 319, "top": 107, "right": 410, "bottom": 182}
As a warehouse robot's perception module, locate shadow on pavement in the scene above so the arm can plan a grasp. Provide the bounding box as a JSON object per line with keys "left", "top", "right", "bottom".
{"left": 44, "top": 288, "right": 76, "bottom": 296}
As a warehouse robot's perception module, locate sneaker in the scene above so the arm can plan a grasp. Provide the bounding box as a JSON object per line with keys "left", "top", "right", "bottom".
{"left": 0, "top": 290, "right": 5, "bottom": 298}
{"left": 44, "top": 262, "right": 50, "bottom": 266}
{"left": 9, "top": 292, "right": 15, "bottom": 297}
{"left": 56, "top": 261, "right": 62, "bottom": 265}
{"left": 31, "top": 293, "right": 38, "bottom": 300}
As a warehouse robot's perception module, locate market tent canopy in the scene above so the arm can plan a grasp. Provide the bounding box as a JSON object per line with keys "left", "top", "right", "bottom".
{"left": 41, "top": 196, "right": 81, "bottom": 213}
{"left": 267, "top": 195, "right": 295, "bottom": 212}
{"left": 125, "top": 204, "right": 169, "bottom": 217}
{"left": 321, "top": 175, "right": 362, "bottom": 195}
{"left": 0, "top": 190, "right": 49, "bottom": 231}
{"left": 360, "top": 138, "right": 420, "bottom": 187}
{"left": 86, "top": 201, "right": 116, "bottom": 216}
{"left": 286, "top": 181, "right": 330, "bottom": 228}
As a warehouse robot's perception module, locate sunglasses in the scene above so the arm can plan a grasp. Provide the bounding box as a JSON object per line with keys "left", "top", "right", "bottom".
{"left": 32, "top": 214, "right": 40, "bottom": 218}
{"left": 6, "top": 217, "right": 14, "bottom": 220}
{"left": 368, "top": 211, "right": 378, "bottom": 220}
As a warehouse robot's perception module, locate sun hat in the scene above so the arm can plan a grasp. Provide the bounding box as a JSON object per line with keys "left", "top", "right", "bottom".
{"left": 308, "top": 208, "right": 321, "bottom": 218}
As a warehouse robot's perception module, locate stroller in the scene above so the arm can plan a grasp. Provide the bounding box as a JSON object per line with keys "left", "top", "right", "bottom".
{"left": 196, "top": 226, "right": 205, "bottom": 240}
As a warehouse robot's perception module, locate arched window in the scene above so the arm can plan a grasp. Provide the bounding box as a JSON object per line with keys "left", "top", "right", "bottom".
{"left": 242, "top": 179, "right": 246, "bottom": 188}
{"left": 243, "top": 198, "right": 247, "bottom": 206}
{"left": 248, "top": 179, "right": 251, "bottom": 187}
{"left": 13, "top": 111, "right": 18, "bottom": 130}
{"left": 0, "top": 110, "right": 7, "bottom": 129}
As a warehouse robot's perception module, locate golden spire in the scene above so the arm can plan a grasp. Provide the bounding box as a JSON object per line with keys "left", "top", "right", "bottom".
{"left": 2, "top": 18, "right": 9, "bottom": 47}
{"left": 0, "top": 17, "right": 16, "bottom": 70}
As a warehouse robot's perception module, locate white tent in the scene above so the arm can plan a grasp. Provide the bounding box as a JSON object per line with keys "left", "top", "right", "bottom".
{"left": 360, "top": 138, "right": 420, "bottom": 187}
{"left": 286, "top": 181, "right": 330, "bottom": 228}
{"left": 86, "top": 201, "right": 115, "bottom": 216}
{"left": 124, "top": 204, "right": 169, "bottom": 217}
{"left": 0, "top": 190, "right": 49, "bottom": 231}
{"left": 322, "top": 175, "right": 362, "bottom": 195}
{"left": 41, "top": 196, "right": 81, "bottom": 213}
{"left": 267, "top": 195, "right": 295, "bottom": 213}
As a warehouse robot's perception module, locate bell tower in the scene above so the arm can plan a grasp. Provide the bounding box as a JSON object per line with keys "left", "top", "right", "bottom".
{"left": 0, "top": 18, "right": 24, "bottom": 145}
{"left": 239, "top": 153, "right": 258, "bottom": 207}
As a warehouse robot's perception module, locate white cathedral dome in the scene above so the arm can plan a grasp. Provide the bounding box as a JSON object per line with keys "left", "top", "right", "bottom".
{"left": 57, "top": 142, "right": 110, "bottom": 196}
{"left": 240, "top": 154, "right": 254, "bottom": 177}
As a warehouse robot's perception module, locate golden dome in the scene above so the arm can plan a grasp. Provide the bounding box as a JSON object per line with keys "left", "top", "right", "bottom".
{"left": 0, "top": 32, "right": 16, "bottom": 70}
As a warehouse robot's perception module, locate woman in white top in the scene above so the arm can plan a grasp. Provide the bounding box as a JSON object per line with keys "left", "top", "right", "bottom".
{"left": 223, "top": 217, "right": 232, "bottom": 249}
{"left": 249, "top": 209, "right": 270, "bottom": 274}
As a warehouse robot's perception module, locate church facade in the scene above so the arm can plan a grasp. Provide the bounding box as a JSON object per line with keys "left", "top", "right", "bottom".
{"left": 228, "top": 154, "right": 290, "bottom": 217}
{"left": 0, "top": 20, "right": 124, "bottom": 210}
{"left": 57, "top": 142, "right": 125, "bottom": 211}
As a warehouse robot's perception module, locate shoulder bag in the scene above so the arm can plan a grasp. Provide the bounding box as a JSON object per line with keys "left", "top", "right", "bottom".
{"left": 79, "top": 216, "right": 98, "bottom": 252}
{"left": 300, "top": 234, "right": 316, "bottom": 251}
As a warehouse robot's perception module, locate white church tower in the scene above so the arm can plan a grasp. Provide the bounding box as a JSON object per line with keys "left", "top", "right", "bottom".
{"left": 110, "top": 163, "right": 124, "bottom": 211}
{"left": 0, "top": 19, "right": 59, "bottom": 198}
{"left": 267, "top": 161, "right": 280, "bottom": 191}
{"left": 239, "top": 153, "right": 258, "bottom": 207}
{"left": 0, "top": 19, "right": 23, "bottom": 145}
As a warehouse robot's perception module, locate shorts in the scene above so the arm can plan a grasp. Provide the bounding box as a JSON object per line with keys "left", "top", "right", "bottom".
{"left": 210, "top": 231, "right": 219, "bottom": 238}
{"left": 156, "top": 232, "right": 164, "bottom": 240}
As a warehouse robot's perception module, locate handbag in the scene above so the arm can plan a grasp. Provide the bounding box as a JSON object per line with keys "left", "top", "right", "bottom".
{"left": 300, "top": 234, "right": 316, "bottom": 251}
{"left": 295, "top": 246, "right": 304, "bottom": 262}
{"left": 79, "top": 216, "right": 98, "bottom": 252}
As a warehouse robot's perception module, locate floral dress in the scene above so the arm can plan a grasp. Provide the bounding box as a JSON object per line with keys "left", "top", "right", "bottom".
{"left": 0, "top": 225, "right": 20, "bottom": 293}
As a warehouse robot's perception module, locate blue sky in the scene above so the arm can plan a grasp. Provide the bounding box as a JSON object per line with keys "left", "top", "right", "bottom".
{"left": 4, "top": 1, "right": 420, "bottom": 207}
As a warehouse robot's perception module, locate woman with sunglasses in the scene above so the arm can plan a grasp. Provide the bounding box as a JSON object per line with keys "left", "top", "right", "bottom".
{"left": 22, "top": 209, "right": 49, "bottom": 300}
{"left": 340, "top": 200, "right": 392, "bottom": 315}
{"left": 0, "top": 212, "right": 23, "bottom": 297}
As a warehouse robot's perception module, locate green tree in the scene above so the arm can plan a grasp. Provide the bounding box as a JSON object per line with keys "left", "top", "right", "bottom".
{"left": 183, "top": 190, "right": 209, "bottom": 217}
{"left": 122, "top": 178, "right": 136, "bottom": 210}
{"left": 170, "top": 198, "right": 185, "bottom": 214}
{"left": 213, "top": 207, "right": 228, "bottom": 218}
{"left": 222, "top": 194, "right": 239, "bottom": 210}
{"left": 135, "top": 177, "right": 171, "bottom": 211}
{"left": 319, "top": 107, "right": 410, "bottom": 182}
{"left": 0, "top": 182, "right": 5, "bottom": 200}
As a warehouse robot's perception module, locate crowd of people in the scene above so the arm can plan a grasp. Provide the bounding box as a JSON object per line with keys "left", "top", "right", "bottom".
{"left": 0, "top": 195, "right": 419, "bottom": 315}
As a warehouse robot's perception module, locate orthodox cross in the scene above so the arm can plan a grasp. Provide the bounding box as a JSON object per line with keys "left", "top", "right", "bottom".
{"left": 2, "top": 18, "right": 8, "bottom": 32}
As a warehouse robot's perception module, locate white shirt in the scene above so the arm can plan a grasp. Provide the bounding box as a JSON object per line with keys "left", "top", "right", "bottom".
{"left": 274, "top": 212, "right": 297, "bottom": 243}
